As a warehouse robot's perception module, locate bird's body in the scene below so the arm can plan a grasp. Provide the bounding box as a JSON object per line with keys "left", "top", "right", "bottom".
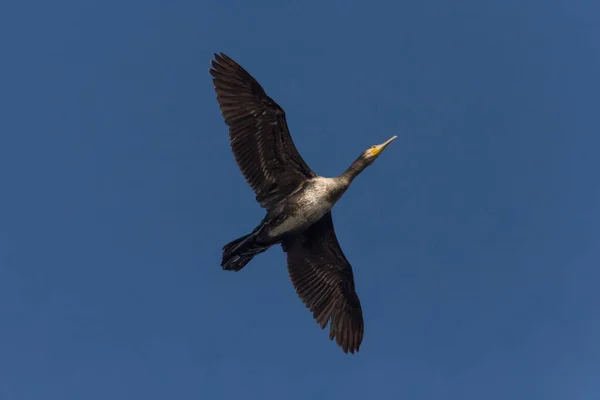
{"left": 221, "top": 176, "right": 348, "bottom": 271}
{"left": 210, "top": 53, "right": 396, "bottom": 354}
{"left": 265, "top": 177, "right": 346, "bottom": 238}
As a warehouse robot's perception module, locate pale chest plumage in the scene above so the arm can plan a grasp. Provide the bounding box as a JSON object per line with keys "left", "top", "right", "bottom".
{"left": 267, "top": 177, "right": 344, "bottom": 238}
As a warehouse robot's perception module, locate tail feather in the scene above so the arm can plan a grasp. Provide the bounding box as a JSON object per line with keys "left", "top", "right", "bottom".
{"left": 221, "top": 232, "right": 269, "bottom": 271}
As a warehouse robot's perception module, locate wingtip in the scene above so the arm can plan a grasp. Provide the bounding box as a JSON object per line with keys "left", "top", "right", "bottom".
{"left": 212, "top": 52, "right": 230, "bottom": 63}
{"left": 211, "top": 52, "right": 222, "bottom": 65}
{"left": 209, "top": 52, "right": 228, "bottom": 74}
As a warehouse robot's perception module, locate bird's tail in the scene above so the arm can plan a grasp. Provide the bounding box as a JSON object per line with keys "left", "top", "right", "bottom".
{"left": 221, "top": 231, "right": 270, "bottom": 271}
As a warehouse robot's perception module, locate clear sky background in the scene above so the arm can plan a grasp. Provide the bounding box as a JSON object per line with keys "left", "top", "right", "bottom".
{"left": 1, "top": 0, "right": 599, "bottom": 399}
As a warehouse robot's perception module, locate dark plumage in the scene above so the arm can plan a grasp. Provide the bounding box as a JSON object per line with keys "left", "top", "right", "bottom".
{"left": 210, "top": 52, "right": 397, "bottom": 354}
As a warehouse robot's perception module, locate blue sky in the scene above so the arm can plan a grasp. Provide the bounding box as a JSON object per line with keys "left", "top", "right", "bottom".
{"left": 1, "top": 0, "right": 599, "bottom": 398}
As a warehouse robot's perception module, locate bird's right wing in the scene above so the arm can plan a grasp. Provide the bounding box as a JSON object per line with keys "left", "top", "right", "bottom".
{"left": 210, "top": 53, "right": 316, "bottom": 209}
{"left": 282, "top": 212, "right": 364, "bottom": 354}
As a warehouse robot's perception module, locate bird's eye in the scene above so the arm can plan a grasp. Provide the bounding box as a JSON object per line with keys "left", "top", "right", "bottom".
{"left": 371, "top": 145, "right": 377, "bottom": 149}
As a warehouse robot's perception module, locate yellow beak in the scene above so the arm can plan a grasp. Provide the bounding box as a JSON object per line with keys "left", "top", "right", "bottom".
{"left": 371, "top": 135, "right": 398, "bottom": 156}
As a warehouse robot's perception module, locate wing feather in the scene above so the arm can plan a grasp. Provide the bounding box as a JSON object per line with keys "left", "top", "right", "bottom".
{"left": 210, "top": 53, "right": 316, "bottom": 208}
{"left": 282, "top": 212, "right": 364, "bottom": 354}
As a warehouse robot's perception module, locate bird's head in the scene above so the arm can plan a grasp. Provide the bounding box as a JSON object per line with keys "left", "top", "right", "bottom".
{"left": 361, "top": 135, "right": 398, "bottom": 165}
{"left": 341, "top": 135, "right": 398, "bottom": 183}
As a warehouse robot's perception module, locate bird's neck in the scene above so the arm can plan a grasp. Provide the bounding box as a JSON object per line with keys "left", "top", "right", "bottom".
{"left": 339, "top": 156, "right": 368, "bottom": 184}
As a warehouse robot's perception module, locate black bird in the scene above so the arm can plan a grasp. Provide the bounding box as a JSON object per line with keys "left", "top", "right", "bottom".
{"left": 210, "top": 53, "right": 396, "bottom": 354}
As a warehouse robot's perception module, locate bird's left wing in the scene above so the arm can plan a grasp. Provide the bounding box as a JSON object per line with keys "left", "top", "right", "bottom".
{"left": 282, "top": 212, "right": 364, "bottom": 354}
{"left": 210, "top": 53, "right": 316, "bottom": 209}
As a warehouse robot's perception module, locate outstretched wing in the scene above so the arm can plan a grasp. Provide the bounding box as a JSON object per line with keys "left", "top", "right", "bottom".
{"left": 282, "top": 212, "right": 364, "bottom": 354}
{"left": 210, "top": 53, "right": 316, "bottom": 209}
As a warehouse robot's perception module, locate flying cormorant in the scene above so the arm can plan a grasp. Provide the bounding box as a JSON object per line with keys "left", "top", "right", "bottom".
{"left": 210, "top": 53, "right": 396, "bottom": 354}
